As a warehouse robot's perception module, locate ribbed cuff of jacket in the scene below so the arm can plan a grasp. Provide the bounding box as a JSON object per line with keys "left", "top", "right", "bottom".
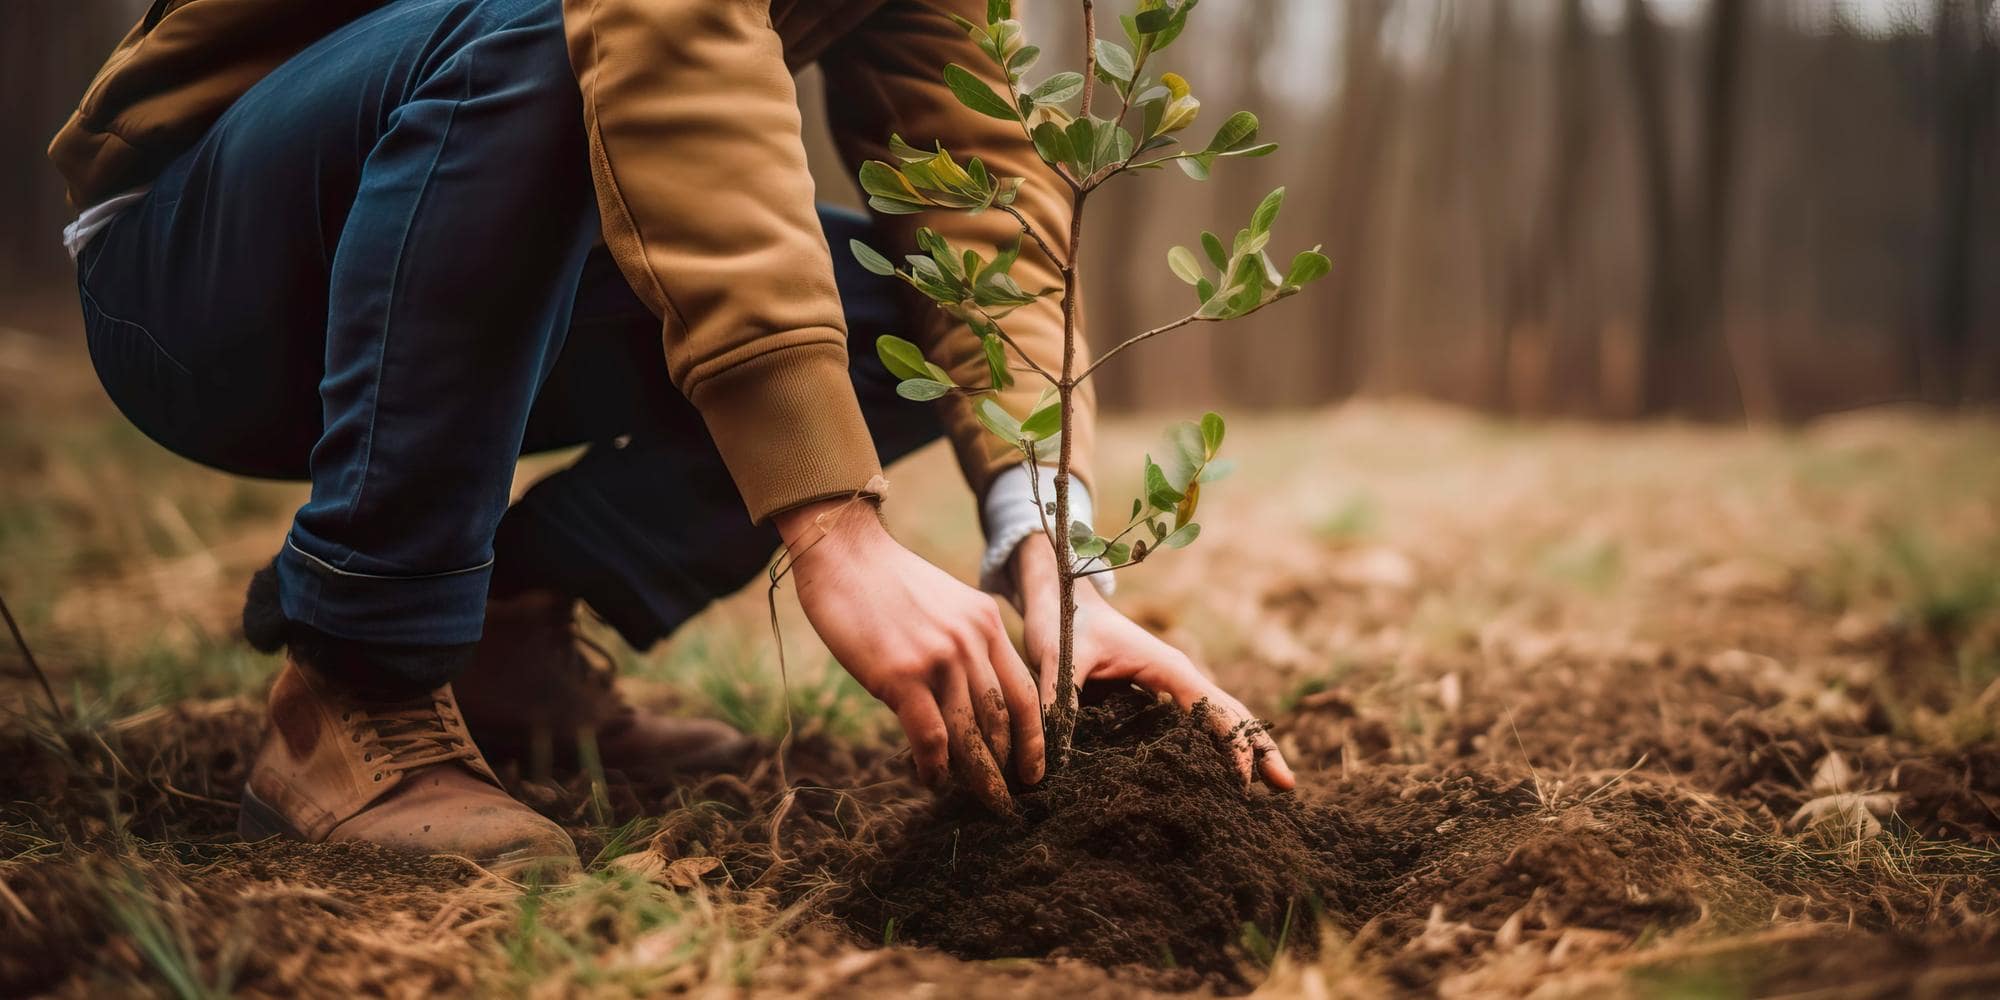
{"left": 978, "top": 464, "right": 1116, "bottom": 604}
{"left": 690, "top": 341, "right": 886, "bottom": 524}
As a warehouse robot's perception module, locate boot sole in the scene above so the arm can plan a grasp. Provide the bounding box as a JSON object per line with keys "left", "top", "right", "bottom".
{"left": 237, "top": 786, "right": 304, "bottom": 843}
{"left": 240, "top": 786, "right": 578, "bottom": 881}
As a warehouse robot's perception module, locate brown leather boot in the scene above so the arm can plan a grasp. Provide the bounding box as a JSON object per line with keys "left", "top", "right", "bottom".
{"left": 239, "top": 659, "right": 578, "bottom": 879}
{"left": 453, "top": 590, "right": 755, "bottom": 783}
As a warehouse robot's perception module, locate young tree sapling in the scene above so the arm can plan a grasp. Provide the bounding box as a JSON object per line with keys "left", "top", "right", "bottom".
{"left": 850, "top": 0, "right": 1330, "bottom": 768}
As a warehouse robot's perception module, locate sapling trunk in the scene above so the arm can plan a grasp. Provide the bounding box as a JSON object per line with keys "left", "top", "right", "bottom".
{"left": 850, "top": 0, "right": 1329, "bottom": 786}
{"left": 1046, "top": 1, "right": 1098, "bottom": 766}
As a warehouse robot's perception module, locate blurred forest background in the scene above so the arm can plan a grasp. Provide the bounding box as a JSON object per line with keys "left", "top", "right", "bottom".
{"left": 4, "top": 0, "right": 1996, "bottom": 419}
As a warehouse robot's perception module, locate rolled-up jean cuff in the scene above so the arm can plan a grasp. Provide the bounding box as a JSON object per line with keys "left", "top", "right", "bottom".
{"left": 275, "top": 537, "right": 494, "bottom": 646}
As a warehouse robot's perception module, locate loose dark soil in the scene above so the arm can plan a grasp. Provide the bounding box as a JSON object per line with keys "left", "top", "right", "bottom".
{"left": 838, "top": 690, "right": 1360, "bottom": 991}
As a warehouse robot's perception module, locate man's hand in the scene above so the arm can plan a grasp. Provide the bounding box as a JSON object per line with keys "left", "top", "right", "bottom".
{"left": 1011, "top": 537, "right": 1296, "bottom": 790}
{"left": 776, "top": 499, "right": 1042, "bottom": 812}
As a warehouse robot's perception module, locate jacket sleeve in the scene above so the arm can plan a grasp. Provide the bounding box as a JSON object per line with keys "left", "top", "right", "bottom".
{"left": 818, "top": 0, "right": 1097, "bottom": 507}
{"left": 563, "top": 0, "right": 881, "bottom": 524}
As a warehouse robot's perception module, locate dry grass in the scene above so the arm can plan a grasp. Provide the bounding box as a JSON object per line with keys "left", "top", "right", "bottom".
{"left": 3, "top": 326, "right": 1998, "bottom": 996}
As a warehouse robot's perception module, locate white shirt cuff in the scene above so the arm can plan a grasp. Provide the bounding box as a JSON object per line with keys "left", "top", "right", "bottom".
{"left": 978, "top": 464, "right": 1116, "bottom": 601}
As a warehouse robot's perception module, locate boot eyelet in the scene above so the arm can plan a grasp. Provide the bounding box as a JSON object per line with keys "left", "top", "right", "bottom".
{"left": 341, "top": 712, "right": 351, "bottom": 722}
{"left": 363, "top": 753, "right": 372, "bottom": 762}
{"left": 373, "top": 772, "right": 383, "bottom": 782}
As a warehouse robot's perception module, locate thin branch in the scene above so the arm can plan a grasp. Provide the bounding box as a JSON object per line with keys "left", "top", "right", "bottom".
{"left": 1080, "top": 1, "right": 1099, "bottom": 121}
{"left": 1124, "top": 149, "right": 1200, "bottom": 172}
{"left": 1073, "top": 562, "right": 1132, "bottom": 580}
{"left": 1072, "top": 506, "right": 1155, "bottom": 575}
{"left": 0, "top": 590, "right": 62, "bottom": 721}
{"left": 960, "top": 10, "right": 1079, "bottom": 198}
{"left": 976, "top": 308, "right": 1057, "bottom": 383}
{"left": 1078, "top": 313, "right": 1208, "bottom": 380}
{"left": 1020, "top": 446, "right": 1057, "bottom": 554}
{"left": 1000, "top": 205, "right": 1070, "bottom": 270}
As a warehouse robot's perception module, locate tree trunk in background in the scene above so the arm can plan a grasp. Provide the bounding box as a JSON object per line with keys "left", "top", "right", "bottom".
{"left": 1, "top": 0, "right": 140, "bottom": 323}
{"left": 1929, "top": 0, "right": 1995, "bottom": 406}
{"left": 1319, "top": 0, "right": 1397, "bottom": 400}
{"left": 1623, "top": 0, "right": 1682, "bottom": 417}
{"left": 1623, "top": 0, "right": 1748, "bottom": 418}
{"left": 1694, "top": 0, "right": 1751, "bottom": 420}
{"left": 1504, "top": 0, "right": 1594, "bottom": 417}
{"left": 1475, "top": 3, "right": 1518, "bottom": 413}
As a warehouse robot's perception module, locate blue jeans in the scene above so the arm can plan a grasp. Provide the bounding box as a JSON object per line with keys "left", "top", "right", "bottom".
{"left": 76, "top": 0, "right": 937, "bottom": 684}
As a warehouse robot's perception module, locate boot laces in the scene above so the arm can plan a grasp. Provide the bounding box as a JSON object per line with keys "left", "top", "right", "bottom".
{"left": 356, "top": 695, "right": 480, "bottom": 776}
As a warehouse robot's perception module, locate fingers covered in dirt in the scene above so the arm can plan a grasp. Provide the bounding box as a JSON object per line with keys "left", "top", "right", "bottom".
{"left": 1020, "top": 575, "right": 1296, "bottom": 791}
{"left": 1202, "top": 688, "right": 1296, "bottom": 792}
{"left": 942, "top": 664, "right": 1015, "bottom": 815}
{"left": 778, "top": 506, "right": 1028, "bottom": 811}
{"left": 988, "top": 629, "right": 1046, "bottom": 784}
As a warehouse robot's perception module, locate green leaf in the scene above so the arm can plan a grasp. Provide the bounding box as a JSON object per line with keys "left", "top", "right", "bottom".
{"left": 897, "top": 378, "right": 951, "bottom": 401}
{"left": 1032, "top": 121, "right": 1073, "bottom": 168}
{"left": 1205, "top": 111, "right": 1260, "bottom": 154}
{"left": 1195, "top": 276, "right": 1216, "bottom": 303}
{"left": 1166, "top": 246, "right": 1204, "bottom": 286}
{"left": 1091, "top": 119, "right": 1134, "bottom": 172}
{"left": 1144, "top": 456, "right": 1184, "bottom": 510}
{"left": 982, "top": 334, "right": 1013, "bottom": 389}
{"left": 1177, "top": 152, "right": 1216, "bottom": 181}
{"left": 986, "top": 0, "right": 1011, "bottom": 24}
{"left": 1220, "top": 141, "right": 1279, "bottom": 159}
{"left": 868, "top": 196, "right": 925, "bottom": 215}
{"left": 1029, "top": 72, "right": 1085, "bottom": 105}
{"left": 943, "top": 64, "right": 1020, "bottom": 122}
{"left": 1104, "top": 541, "right": 1133, "bottom": 566}
{"left": 1065, "top": 117, "right": 1098, "bottom": 174}
{"left": 876, "top": 335, "right": 930, "bottom": 381}
{"left": 887, "top": 134, "right": 933, "bottom": 164}
{"left": 858, "top": 160, "right": 913, "bottom": 200}
{"left": 973, "top": 397, "right": 1022, "bottom": 440}
{"left": 1287, "top": 249, "right": 1332, "bottom": 287}
{"left": 1201, "top": 231, "right": 1229, "bottom": 271}
{"left": 1198, "top": 457, "right": 1236, "bottom": 482}
{"left": 1200, "top": 411, "right": 1225, "bottom": 456}
{"left": 1094, "top": 40, "right": 1136, "bottom": 85}
{"left": 1007, "top": 44, "right": 1042, "bottom": 76}
{"left": 1021, "top": 399, "right": 1062, "bottom": 440}
{"left": 982, "top": 238, "right": 1023, "bottom": 282}
{"left": 1162, "top": 523, "right": 1201, "bottom": 549}
{"left": 1154, "top": 0, "right": 1200, "bottom": 50}
{"left": 850, "top": 239, "right": 895, "bottom": 277}
{"left": 1069, "top": 520, "right": 1106, "bottom": 559}
{"left": 1256, "top": 250, "right": 1286, "bottom": 287}
{"left": 1165, "top": 421, "right": 1205, "bottom": 491}
{"left": 1134, "top": 7, "right": 1174, "bottom": 33}
{"left": 1251, "top": 187, "right": 1286, "bottom": 236}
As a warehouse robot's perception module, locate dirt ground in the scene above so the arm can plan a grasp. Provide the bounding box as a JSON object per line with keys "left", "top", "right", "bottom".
{"left": 2, "top": 330, "right": 1998, "bottom": 997}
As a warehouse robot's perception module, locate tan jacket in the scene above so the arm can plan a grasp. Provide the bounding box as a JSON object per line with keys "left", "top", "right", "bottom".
{"left": 50, "top": 0, "right": 1093, "bottom": 524}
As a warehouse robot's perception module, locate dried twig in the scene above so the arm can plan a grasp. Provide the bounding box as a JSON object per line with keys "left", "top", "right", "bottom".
{"left": 0, "top": 590, "right": 63, "bottom": 721}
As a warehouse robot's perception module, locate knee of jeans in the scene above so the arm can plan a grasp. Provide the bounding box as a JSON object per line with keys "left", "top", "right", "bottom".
{"left": 450, "top": 0, "right": 570, "bottom": 76}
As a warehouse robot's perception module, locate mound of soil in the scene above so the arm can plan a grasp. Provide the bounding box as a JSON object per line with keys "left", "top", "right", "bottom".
{"left": 840, "top": 691, "right": 1360, "bottom": 991}
{"left": 834, "top": 690, "right": 2000, "bottom": 996}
